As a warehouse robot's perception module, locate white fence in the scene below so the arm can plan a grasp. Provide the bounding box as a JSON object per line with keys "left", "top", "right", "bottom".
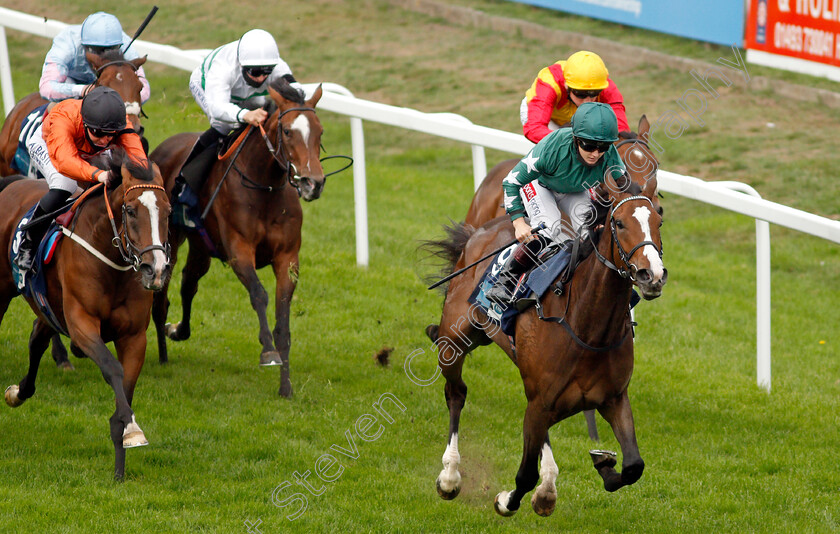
{"left": 1, "top": 7, "right": 839, "bottom": 392}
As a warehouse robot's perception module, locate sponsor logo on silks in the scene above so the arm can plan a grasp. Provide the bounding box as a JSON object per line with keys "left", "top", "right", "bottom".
{"left": 522, "top": 182, "right": 537, "bottom": 202}
{"left": 12, "top": 216, "right": 28, "bottom": 256}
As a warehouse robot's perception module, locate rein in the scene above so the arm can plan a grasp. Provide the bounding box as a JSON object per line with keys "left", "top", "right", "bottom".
{"left": 60, "top": 181, "right": 169, "bottom": 271}
{"left": 95, "top": 60, "right": 138, "bottom": 76}
{"left": 534, "top": 195, "right": 660, "bottom": 352}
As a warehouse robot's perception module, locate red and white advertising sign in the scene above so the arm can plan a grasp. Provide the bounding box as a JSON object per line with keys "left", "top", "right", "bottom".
{"left": 745, "top": 0, "right": 840, "bottom": 80}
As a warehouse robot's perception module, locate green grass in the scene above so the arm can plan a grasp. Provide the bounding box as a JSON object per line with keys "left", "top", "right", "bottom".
{"left": 0, "top": 1, "right": 839, "bottom": 532}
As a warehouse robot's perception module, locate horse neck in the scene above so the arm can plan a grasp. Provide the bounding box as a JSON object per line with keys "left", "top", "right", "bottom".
{"left": 78, "top": 186, "right": 123, "bottom": 254}
{"left": 239, "top": 114, "right": 285, "bottom": 178}
{"left": 560, "top": 232, "right": 633, "bottom": 337}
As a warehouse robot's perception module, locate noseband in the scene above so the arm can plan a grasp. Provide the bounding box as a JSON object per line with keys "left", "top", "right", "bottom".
{"left": 107, "top": 183, "right": 171, "bottom": 270}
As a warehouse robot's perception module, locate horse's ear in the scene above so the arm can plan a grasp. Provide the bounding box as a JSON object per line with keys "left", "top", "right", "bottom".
{"left": 642, "top": 174, "right": 658, "bottom": 199}
{"left": 131, "top": 55, "right": 147, "bottom": 69}
{"left": 637, "top": 115, "right": 650, "bottom": 138}
{"left": 306, "top": 84, "right": 323, "bottom": 108}
{"left": 85, "top": 51, "right": 103, "bottom": 70}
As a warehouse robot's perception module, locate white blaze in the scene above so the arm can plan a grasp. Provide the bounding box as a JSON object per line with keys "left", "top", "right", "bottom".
{"left": 138, "top": 190, "right": 167, "bottom": 268}
{"left": 632, "top": 206, "right": 665, "bottom": 280}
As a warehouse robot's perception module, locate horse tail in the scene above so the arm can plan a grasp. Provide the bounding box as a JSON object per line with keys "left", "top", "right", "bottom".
{"left": 419, "top": 221, "right": 476, "bottom": 292}
{"left": 0, "top": 175, "right": 27, "bottom": 194}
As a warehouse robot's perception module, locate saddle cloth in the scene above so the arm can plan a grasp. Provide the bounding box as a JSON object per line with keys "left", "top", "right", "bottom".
{"left": 12, "top": 104, "right": 48, "bottom": 178}
{"left": 468, "top": 244, "right": 572, "bottom": 337}
{"left": 10, "top": 205, "right": 69, "bottom": 336}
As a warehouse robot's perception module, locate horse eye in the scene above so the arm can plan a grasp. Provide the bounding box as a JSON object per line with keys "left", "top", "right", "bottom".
{"left": 283, "top": 128, "right": 291, "bottom": 137}
{"left": 126, "top": 206, "right": 137, "bottom": 217}
{"left": 615, "top": 219, "right": 624, "bottom": 229}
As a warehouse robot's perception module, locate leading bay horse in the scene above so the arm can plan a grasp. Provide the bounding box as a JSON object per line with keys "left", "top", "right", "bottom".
{"left": 0, "top": 49, "right": 148, "bottom": 370}
{"left": 0, "top": 149, "right": 170, "bottom": 479}
{"left": 462, "top": 116, "right": 662, "bottom": 441}
{"left": 425, "top": 173, "right": 666, "bottom": 517}
{"left": 150, "top": 79, "right": 326, "bottom": 397}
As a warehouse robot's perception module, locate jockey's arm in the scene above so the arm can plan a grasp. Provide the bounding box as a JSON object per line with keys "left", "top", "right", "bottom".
{"left": 43, "top": 104, "right": 106, "bottom": 183}
{"left": 601, "top": 81, "right": 630, "bottom": 133}
{"left": 523, "top": 81, "right": 559, "bottom": 144}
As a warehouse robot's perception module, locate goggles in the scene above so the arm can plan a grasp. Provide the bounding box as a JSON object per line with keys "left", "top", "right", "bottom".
{"left": 87, "top": 127, "right": 119, "bottom": 138}
{"left": 569, "top": 88, "right": 602, "bottom": 99}
{"left": 577, "top": 138, "right": 611, "bottom": 154}
{"left": 244, "top": 66, "right": 274, "bottom": 77}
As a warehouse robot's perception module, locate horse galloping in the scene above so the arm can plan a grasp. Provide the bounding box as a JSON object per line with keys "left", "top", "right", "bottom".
{"left": 150, "top": 79, "right": 326, "bottom": 397}
{"left": 426, "top": 173, "right": 666, "bottom": 517}
{"left": 0, "top": 49, "right": 148, "bottom": 177}
{"left": 0, "top": 149, "right": 170, "bottom": 479}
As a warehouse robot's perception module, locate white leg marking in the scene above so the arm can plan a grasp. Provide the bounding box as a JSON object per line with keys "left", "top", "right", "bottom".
{"left": 632, "top": 206, "right": 665, "bottom": 281}
{"left": 437, "top": 433, "right": 461, "bottom": 493}
{"left": 533, "top": 442, "right": 559, "bottom": 510}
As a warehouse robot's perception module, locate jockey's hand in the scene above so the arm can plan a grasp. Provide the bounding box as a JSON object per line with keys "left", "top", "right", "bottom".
{"left": 242, "top": 108, "right": 268, "bottom": 127}
{"left": 97, "top": 170, "right": 113, "bottom": 186}
{"left": 513, "top": 218, "right": 536, "bottom": 243}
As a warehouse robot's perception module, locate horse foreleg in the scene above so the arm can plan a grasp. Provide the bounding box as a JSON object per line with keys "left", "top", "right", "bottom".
{"left": 436, "top": 359, "right": 467, "bottom": 500}
{"left": 152, "top": 288, "right": 171, "bottom": 363}
{"left": 530, "top": 435, "right": 559, "bottom": 516}
{"left": 271, "top": 253, "right": 299, "bottom": 397}
{"left": 166, "top": 237, "right": 210, "bottom": 343}
{"left": 4, "top": 318, "right": 53, "bottom": 407}
{"left": 227, "top": 243, "right": 277, "bottom": 368}
{"left": 50, "top": 333, "right": 73, "bottom": 370}
{"left": 68, "top": 312, "right": 142, "bottom": 480}
{"left": 495, "top": 403, "right": 549, "bottom": 517}
{"left": 593, "top": 390, "right": 644, "bottom": 492}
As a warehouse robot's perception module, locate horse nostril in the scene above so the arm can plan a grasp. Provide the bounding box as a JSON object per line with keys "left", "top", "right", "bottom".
{"left": 636, "top": 269, "right": 652, "bottom": 284}
{"left": 139, "top": 263, "right": 153, "bottom": 279}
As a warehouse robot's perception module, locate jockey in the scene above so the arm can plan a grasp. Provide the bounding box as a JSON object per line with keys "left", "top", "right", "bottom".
{"left": 172, "top": 29, "right": 303, "bottom": 226}
{"left": 486, "top": 102, "right": 625, "bottom": 304}
{"left": 14, "top": 87, "right": 145, "bottom": 273}
{"left": 39, "top": 12, "right": 151, "bottom": 104}
{"left": 520, "top": 50, "right": 629, "bottom": 144}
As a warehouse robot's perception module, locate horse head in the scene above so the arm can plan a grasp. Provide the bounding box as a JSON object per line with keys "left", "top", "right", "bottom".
{"left": 615, "top": 116, "right": 662, "bottom": 216}
{"left": 601, "top": 172, "right": 667, "bottom": 300}
{"left": 86, "top": 50, "right": 147, "bottom": 136}
{"left": 267, "top": 80, "right": 325, "bottom": 201}
{"left": 105, "top": 149, "right": 171, "bottom": 290}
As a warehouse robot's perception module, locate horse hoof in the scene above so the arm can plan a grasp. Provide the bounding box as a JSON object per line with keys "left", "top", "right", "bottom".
{"left": 590, "top": 449, "right": 618, "bottom": 470}
{"left": 260, "top": 351, "right": 283, "bottom": 366}
{"left": 494, "top": 491, "right": 517, "bottom": 517}
{"left": 57, "top": 361, "right": 75, "bottom": 371}
{"left": 531, "top": 491, "right": 557, "bottom": 517}
{"left": 123, "top": 420, "right": 149, "bottom": 448}
{"left": 425, "top": 324, "right": 439, "bottom": 342}
{"left": 435, "top": 477, "right": 461, "bottom": 500}
{"left": 165, "top": 322, "right": 189, "bottom": 341}
{"left": 4, "top": 385, "right": 23, "bottom": 408}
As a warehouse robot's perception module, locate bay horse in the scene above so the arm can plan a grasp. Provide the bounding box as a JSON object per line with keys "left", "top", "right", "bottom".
{"left": 461, "top": 116, "right": 662, "bottom": 442}
{"left": 0, "top": 149, "right": 170, "bottom": 479}
{"left": 425, "top": 173, "right": 666, "bottom": 517}
{"left": 150, "top": 79, "right": 325, "bottom": 398}
{"left": 0, "top": 49, "right": 148, "bottom": 370}
{"left": 0, "top": 49, "right": 148, "bottom": 176}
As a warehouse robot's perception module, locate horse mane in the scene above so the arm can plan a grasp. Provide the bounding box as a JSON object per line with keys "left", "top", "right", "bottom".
{"left": 97, "top": 48, "right": 127, "bottom": 63}
{"left": 619, "top": 131, "right": 638, "bottom": 140}
{"left": 269, "top": 77, "right": 305, "bottom": 104}
{"left": 0, "top": 175, "right": 27, "bottom": 194}
{"left": 95, "top": 147, "right": 154, "bottom": 185}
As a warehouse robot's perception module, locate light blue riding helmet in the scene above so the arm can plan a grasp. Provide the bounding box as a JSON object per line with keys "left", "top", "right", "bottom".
{"left": 80, "top": 12, "right": 124, "bottom": 47}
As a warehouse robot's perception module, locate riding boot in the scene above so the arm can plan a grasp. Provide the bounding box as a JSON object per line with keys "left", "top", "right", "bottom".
{"left": 14, "top": 204, "right": 49, "bottom": 272}
{"left": 173, "top": 128, "right": 223, "bottom": 228}
{"left": 485, "top": 237, "right": 546, "bottom": 306}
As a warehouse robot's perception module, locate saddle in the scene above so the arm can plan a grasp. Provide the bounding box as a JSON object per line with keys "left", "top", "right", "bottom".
{"left": 12, "top": 104, "right": 49, "bottom": 178}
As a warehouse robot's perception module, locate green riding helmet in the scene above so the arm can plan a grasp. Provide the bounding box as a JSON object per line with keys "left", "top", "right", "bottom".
{"left": 571, "top": 101, "right": 619, "bottom": 142}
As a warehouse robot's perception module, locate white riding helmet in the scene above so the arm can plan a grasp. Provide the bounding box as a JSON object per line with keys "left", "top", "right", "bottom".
{"left": 237, "top": 29, "right": 281, "bottom": 67}
{"left": 80, "top": 12, "right": 124, "bottom": 48}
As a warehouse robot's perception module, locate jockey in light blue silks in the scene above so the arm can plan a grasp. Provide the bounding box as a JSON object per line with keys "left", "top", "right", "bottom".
{"left": 39, "top": 11, "right": 150, "bottom": 104}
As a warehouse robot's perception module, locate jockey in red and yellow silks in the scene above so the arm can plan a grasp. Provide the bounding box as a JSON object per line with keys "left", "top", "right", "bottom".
{"left": 520, "top": 51, "right": 629, "bottom": 144}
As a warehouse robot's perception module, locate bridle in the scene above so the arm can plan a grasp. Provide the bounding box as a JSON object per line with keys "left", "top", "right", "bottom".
{"left": 105, "top": 183, "right": 171, "bottom": 270}
{"left": 591, "top": 195, "right": 663, "bottom": 281}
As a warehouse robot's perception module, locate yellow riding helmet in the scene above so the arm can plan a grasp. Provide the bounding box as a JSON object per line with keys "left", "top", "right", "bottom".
{"left": 564, "top": 51, "right": 609, "bottom": 91}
